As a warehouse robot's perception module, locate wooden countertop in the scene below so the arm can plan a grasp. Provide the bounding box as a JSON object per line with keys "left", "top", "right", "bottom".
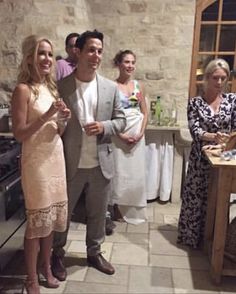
{"left": 205, "top": 151, "right": 236, "bottom": 167}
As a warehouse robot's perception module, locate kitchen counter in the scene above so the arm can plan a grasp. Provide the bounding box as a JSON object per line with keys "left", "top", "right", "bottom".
{"left": 146, "top": 124, "right": 181, "bottom": 131}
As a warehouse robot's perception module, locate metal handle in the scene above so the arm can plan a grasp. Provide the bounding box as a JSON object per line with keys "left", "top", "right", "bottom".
{"left": 5, "top": 176, "right": 21, "bottom": 191}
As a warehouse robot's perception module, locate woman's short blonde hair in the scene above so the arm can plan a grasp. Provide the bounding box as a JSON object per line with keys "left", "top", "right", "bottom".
{"left": 203, "top": 58, "right": 230, "bottom": 92}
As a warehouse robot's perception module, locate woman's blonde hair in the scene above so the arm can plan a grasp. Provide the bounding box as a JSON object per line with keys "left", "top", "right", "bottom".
{"left": 203, "top": 58, "right": 230, "bottom": 92}
{"left": 17, "top": 35, "right": 58, "bottom": 99}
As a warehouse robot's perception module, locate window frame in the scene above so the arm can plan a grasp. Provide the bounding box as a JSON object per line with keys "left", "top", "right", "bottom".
{"left": 189, "top": 0, "right": 236, "bottom": 98}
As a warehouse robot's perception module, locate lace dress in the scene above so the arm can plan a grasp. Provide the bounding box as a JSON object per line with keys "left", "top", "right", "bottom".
{"left": 111, "top": 80, "right": 147, "bottom": 224}
{"left": 177, "top": 93, "right": 236, "bottom": 248}
{"left": 21, "top": 84, "right": 68, "bottom": 239}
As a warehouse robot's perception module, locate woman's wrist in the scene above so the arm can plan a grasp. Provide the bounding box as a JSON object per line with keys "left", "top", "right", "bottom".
{"left": 202, "top": 131, "right": 216, "bottom": 141}
{"left": 39, "top": 115, "right": 47, "bottom": 123}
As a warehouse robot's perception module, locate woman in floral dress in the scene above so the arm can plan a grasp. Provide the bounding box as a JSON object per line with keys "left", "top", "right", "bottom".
{"left": 177, "top": 58, "right": 236, "bottom": 249}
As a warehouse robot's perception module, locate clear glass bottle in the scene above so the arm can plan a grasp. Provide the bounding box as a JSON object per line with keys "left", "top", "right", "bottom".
{"left": 169, "top": 98, "right": 178, "bottom": 126}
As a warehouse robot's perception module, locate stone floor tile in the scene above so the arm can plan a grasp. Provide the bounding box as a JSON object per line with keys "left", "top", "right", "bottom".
{"left": 77, "top": 223, "right": 87, "bottom": 231}
{"left": 164, "top": 214, "right": 179, "bottom": 227}
{"left": 3, "top": 201, "right": 236, "bottom": 294}
{"left": 149, "top": 222, "right": 162, "bottom": 230}
{"left": 153, "top": 211, "right": 165, "bottom": 224}
{"left": 69, "top": 221, "right": 81, "bottom": 230}
{"left": 172, "top": 268, "right": 220, "bottom": 293}
{"left": 127, "top": 221, "right": 149, "bottom": 233}
{"left": 67, "top": 240, "right": 87, "bottom": 255}
{"left": 69, "top": 221, "right": 87, "bottom": 230}
{"left": 64, "top": 251, "right": 87, "bottom": 262}
{"left": 39, "top": 281, "right": 66, "bottom": 293}
{"left": 112, "top": 221, "right": 127, "bottom": 233}
{"left": 150, "top": 254, "right": 209, "bottom": 270}
{"left": 147, "top": 202, "right": 155, "bottom": 222}
{"left": 154, "top": 202, "right": 180, "bottom": 215}
{"left": 150, "top": 229, "right": 190, "bottom": 256}
{"left": 85, "top": 264, "right": 129, "bottom": 286}
{"left": 67, "top": 229, "right": 86, "bottom": 241}
{"left": 66, "top": 262, "right": 88, "bottom": 282}
{"left": 128, "top": 265, "right": 174, "bottom": 293}
{"left": 66, "top": 241, "right": 113, "bottom": 261}
{"left": 111, "top": 243, "right": 148, "bottom": 266}
{"left": 106, "top": 232, "right": 149, "bottom": 245}
{"left": 64, "top": 281, "right": 127, "bottom": 293}
{"left": 157, "top": 223, "right": 178, "bottom": 231}
{"left": 100, "top": 242, "right": 113, "bottom": 260}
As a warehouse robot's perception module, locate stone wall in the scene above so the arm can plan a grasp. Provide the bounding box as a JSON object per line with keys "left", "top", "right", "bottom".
{"left": 0, "top": 0, "right": 195, "bottom": 124}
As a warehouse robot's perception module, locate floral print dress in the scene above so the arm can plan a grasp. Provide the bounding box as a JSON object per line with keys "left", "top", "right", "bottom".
{"left": 177, "top": 93, "right": 236, "bottom": 248}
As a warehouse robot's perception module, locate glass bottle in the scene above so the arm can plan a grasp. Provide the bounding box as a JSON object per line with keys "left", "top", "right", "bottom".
{"left": 155, "top": 96, "right": 162, "bottom": 126}
{"left": 169, "top": 98, "right": 178, "bottom": 126}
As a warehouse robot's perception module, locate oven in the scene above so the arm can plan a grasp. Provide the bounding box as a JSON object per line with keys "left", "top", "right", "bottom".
{"left": 0, "top": 135, "right": 25, "bottom": 271}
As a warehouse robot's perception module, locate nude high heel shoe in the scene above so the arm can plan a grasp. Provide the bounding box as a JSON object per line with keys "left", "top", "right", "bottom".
{"left": 23, "top": 278, "right": 40, "bottom": 294}
{"left": 39, "top": 267, "right": 60, "bottom": 288}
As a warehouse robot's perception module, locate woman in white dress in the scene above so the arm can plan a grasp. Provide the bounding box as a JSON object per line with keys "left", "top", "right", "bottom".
{"left": 111, "top": 50, "right": 148, "bottom": 224}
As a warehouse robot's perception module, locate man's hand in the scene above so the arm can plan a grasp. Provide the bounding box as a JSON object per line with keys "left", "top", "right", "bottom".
{"left": 83, "top": 121, "right": 104, "bottom": 136}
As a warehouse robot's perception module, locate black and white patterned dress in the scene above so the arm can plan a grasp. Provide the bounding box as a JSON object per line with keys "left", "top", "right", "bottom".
{"left": 177, "top": 93, "right": 236, "bottom": 248}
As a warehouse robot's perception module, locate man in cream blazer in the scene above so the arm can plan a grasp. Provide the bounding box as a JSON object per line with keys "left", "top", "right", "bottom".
{"left": 52, "top": 30, "right": 126, "bottom": 281}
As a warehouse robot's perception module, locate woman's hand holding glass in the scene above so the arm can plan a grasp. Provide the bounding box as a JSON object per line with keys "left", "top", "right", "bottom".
{"left": 54, "top": 99, "right": 71, "bottom": 123}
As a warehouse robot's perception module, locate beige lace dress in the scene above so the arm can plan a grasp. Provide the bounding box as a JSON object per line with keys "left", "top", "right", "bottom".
{"left": 21, "top": 84, "right": 68, "bottom": 239}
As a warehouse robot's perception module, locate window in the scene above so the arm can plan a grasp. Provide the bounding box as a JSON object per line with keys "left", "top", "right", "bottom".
{"left": 190, "top": 0, "right": 236, "bottom": 97}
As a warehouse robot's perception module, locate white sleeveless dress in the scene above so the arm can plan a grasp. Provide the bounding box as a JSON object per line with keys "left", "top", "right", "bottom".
{"left": 111, "top": 80, "right": 147, "bottom": 224}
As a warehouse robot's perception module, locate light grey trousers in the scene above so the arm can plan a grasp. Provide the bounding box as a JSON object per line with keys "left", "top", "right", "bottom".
{"left": 53, "top": 166, "right": 110, "bottom": 257}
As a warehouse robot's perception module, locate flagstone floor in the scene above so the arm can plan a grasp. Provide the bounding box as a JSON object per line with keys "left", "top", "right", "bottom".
{"left": 1, "top": 201, "right": 236, "bottom": 293}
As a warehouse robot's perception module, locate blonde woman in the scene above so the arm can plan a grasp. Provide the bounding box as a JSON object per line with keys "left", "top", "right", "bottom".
{"left": 177, "top": 58, "right": 236, "bottom": 248}
{"left": 11, "top": 35, "right": 70, "bottom": 293}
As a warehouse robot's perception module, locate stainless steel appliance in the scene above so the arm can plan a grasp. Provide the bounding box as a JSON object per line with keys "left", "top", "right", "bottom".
{"left": 0, "top": 135, "right": 25, "bottom": 271}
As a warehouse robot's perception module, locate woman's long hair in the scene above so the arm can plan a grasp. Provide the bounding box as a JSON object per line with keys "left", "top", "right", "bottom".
{"left": 17, "top": 35, "right": 59, "bottom": 99}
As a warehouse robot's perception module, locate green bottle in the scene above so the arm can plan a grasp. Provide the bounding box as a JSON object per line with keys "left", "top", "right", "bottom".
{"left": 155, "top": 96, "right": 162, "bottom": 126}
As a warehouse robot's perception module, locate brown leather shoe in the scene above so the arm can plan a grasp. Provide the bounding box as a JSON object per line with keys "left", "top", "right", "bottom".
{"left": 87, "top": 253, "right": 115, "bottom": 275}
{"left": 51, "top": 253, "right": 67, "bottom": 281}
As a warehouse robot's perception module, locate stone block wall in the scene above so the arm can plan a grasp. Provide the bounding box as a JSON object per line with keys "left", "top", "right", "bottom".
{"left": 0, "top": 0, "right": 195, "bottom": 124}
